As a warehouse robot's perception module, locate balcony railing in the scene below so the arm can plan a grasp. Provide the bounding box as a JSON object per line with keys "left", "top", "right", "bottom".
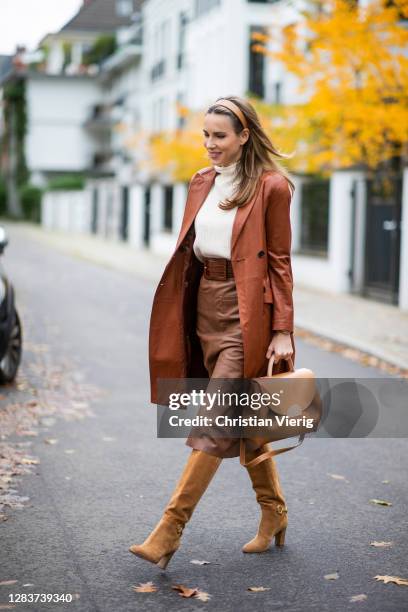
{"left": 84, "top": 104, "right": 115, "bottom": 131}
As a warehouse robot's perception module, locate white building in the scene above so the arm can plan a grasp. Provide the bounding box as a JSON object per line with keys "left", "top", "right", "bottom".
{"left": 6, "top": 0, "right": 406, "bottom": 310}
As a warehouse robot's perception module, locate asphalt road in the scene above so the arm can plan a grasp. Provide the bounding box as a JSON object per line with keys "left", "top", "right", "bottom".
{"left": 1, "top": 226, "right": 407, "bottom": 612}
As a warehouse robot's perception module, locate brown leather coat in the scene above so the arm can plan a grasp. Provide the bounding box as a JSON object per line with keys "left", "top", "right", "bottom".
{"left": 149, "top": 167, "right": 295, "bottom": 404}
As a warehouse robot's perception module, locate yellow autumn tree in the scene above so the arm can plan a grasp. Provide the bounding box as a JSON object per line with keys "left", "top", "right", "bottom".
{"left": 251, "top": 0, "right": 408, "bottom": 175}
{"left": 131, "top": 0, "right": 408, "bottom": 181}
{"left": 145, "top": 99, "right": 295, "bottom": 182}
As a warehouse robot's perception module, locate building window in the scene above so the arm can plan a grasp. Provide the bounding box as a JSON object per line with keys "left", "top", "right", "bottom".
{"left": 299, "top": 179, "right": 330, "bottom": 257}
{"left": 116, "top": 0, "right": 133, "bottom": 17}
{"left": 176, "top": 92, "right": 187, "bottom": 129}
{"left": 177, "top": 11, "right": 188, "bottom": 70}
{"left": 248, "top": 25, "right": 266, "bottom": 98}
{"left": 195, "top": 0, "right": 221, "bottom": 18}
{"left": 151, "top": 19, "right": 169, "bottom": 81}
{"left": 274, "top": 81, "right": 282, "bottom": 104}
{"left": 163, "top": 186, "right": 173, "bottom": 231}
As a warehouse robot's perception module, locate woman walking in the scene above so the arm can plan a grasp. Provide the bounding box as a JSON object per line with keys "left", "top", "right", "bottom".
{"left": 129, "top": 95, "right": 295, "bottom": 569}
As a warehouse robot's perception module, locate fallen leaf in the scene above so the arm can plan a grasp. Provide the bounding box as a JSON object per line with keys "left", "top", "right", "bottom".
{"left": 16, "top": 430, "right": 38, "bottom": 437}
{"left": 132, "top": 581, "right": 158, "bottom": 593}
{"left": 327, "top": 473, "right": 349, "bottom": 482}
{"left": 22, "top": 584, "right": 34, "bottom": 587}
{"left": 190, "top": 559, "right": 211, "bottom": 565}
{"left": 0, "top": 581, "right": 17, "bottom": 586}
{"left": 370, "top": 541, "right": 393, "bottom": 548}
{"left": 382, "top": 480, "right": 390, "bottom": 484}
{"left": 374, "top": 575, "right": 408, "bottom": 586}
{"left": 369, "top": 499, "right": 392, "bottom": 507}
{"left": 44, "top": 438, "right": 58, "bottom": 445}
{"left": 0, "top": 605, "right": 16, "bottom": 610}
{"left": 350, "top": 594, "right": 367, "bottom": 602}
{"left": 195, "top": 590, "right": 211, "bottom": 601}
{"left": 172, "top": 584, "right": 198, "bottom": 598}
{"left": 64, "top": 449, "right": 76, "bottom": 454}
{"left": 324, "top": 572, "right": 339, "bottom": 580}
{"left": 21, "top": 458, "right": 39, "bottom": 465}
{"left": 248, "top": 586, "right": 271, "bottom": 592}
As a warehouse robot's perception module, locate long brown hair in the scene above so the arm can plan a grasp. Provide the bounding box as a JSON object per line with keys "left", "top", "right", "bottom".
{"left": 206, "top": 95, "right": 295, "bottom": 210}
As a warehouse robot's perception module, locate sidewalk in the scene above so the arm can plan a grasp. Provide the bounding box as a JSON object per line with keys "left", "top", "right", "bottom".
{"left": 4, "top": 221, "right": 408, "bottom": 374}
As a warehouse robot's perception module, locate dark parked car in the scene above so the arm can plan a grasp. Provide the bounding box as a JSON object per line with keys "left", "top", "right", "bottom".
{"left": 0, "top": 226, "right": 22, "bottom": 383}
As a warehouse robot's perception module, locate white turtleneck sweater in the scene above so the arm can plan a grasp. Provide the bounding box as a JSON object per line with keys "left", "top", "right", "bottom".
{"left": 193, "top": 160, "right": 240, "bottom": 263}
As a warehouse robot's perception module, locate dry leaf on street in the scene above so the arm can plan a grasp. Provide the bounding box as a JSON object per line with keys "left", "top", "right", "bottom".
{"left": 172, "top": 584, "right": 198, "bottom": 598}
{"left": 190, "top": 559, "right": 211, "bottom": 565}
{"left": 21, "top": 457, "right": 39, "bottom": 465}
{"left": 369, "top": 499, "right": 392, "bottom": 506}
{"left": 17, "top": 430, "right": 38, "bottom": 437}
{"left": 327, "top": 473, "right": 349, "bottom": 482}
{"left": 324, "top": 572, "right": 339, "bottom": 580}
{"left": 0, "top": 580, "right": 18, "bottom": 586}
{"left": 349, "top": 594, "right": 367, "bottom": 602}
{"left": 374, "top": 575, "right": 408, "bottom": 586}
{"left": 132, "top": 581, "right": 158, "bottom": 593}
{"left": 195, "top": 590, "right": 211, "bottom": 602}
{"left": 44, "top": 438, "right": 58, "bottom": 445}
{"left": 370, "top": 541, "right": 393, "bottom": 548}
{"left": 248, "top": 586, "right": 271, "bottom": 592}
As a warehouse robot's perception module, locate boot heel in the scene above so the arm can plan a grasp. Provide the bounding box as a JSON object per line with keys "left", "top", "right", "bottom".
{"left": 275, "top": 527, "right": 286, "bottom": 547}
{"left": 157, "top": 550, "right": 175, "bottom": 569}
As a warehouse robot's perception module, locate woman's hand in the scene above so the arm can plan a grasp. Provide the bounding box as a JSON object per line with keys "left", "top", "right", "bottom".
{"left": 266, "top": 331, "right": 293, "bottom": 363}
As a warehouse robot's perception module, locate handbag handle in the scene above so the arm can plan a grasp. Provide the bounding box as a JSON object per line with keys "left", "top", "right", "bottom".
{"left": 241, "top": 355, "right": 299, "bottom": 467}
{"left": 240, "top": 435, "right": 305, "bottom": 468}
{"left": 267, "top": 354, "right": 295, "bottom": 377}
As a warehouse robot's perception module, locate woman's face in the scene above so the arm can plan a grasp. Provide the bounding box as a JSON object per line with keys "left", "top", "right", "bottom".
{"left": 203, "top": 112, "right": 249, "bottom": 167}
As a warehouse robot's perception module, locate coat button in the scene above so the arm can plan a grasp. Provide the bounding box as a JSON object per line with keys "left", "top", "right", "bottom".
{"left": 257, "top": 250, "right": 265, "bottom": 258}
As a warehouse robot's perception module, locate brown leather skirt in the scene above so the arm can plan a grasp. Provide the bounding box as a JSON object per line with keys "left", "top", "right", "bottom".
{"left": 185, "top": 273, "right": 247, "bottom": 458}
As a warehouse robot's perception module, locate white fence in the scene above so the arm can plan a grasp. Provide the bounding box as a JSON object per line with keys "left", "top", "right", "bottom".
{"left": 42, "top": 190, "right": 92, "bottom": 233}
{"left": 40, "top": 170, "right": 408, "bottom": 311}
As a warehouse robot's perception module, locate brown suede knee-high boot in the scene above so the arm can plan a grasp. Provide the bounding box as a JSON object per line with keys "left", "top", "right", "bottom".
{"left": 129, "top": 449, "right": 222, "bottom": 569}
{"left": 242, "top": 443, "right": 288, "bottom": 553}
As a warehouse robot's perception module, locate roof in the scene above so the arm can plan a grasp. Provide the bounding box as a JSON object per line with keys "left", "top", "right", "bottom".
{"left": 61, "top": 0, "right": 144, "bottom": 33}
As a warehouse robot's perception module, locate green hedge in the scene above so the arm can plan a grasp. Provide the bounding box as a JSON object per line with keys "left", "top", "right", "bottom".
{"left": 20, "top": 184, "right": 42, "bottom": 223}
{"left": 47, "top": 175, "right": 85, "bottom": 191}
{"left": 0, "top": 177, "right": 6, "bottom": 216}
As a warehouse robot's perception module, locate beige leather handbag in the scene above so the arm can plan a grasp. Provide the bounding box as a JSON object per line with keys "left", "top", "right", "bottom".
{"left": 240, "top": 355, "right": 322, "bottom": 468}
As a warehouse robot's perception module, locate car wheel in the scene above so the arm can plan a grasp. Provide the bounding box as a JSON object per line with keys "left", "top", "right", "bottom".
{"left": 0, "top": 308, "right": 22, "bottom": 384}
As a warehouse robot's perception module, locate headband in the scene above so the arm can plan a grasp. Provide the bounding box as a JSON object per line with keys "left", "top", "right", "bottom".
{"left": 212, "top": 98, "right": 249, "bottom": 130}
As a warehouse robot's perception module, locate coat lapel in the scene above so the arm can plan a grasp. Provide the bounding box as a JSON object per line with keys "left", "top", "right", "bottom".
{"left": 175, "top": 169, "right": 217, "bottom": 251}
{"left": 230, "top": 191, "right": 258, "bottom": 254}
{"left": 175, "top": 167, "right": 262, "bottom": 254}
